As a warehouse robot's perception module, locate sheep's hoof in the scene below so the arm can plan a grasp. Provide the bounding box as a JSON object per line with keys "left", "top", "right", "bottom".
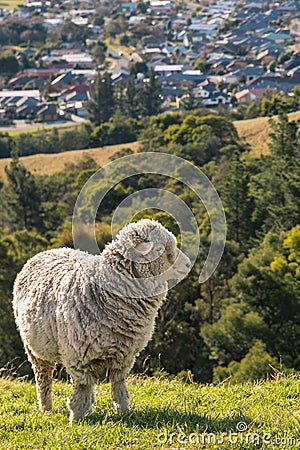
{"left": 40, "top": 403, "right": 53, "bottom": 412}
{"left": 69, "top": 409, "right": 93, "bottom": 424}
{"left": 114, "top": 402, "right": 130, "bottom": 414}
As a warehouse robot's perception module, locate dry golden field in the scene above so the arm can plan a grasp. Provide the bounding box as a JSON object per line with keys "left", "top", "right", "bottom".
{"left": 0, "top": 142, "right": 140, "bottom": 180}
{"left": 1, "top": 111, "right": 300, "bottom": 180}
{"left": 234, "top": 110, "right": 300, "bottom": 157}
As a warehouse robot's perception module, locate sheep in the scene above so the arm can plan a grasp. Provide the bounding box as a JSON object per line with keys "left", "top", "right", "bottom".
{"left": 13, "top": 219, "right": 191, "bottom": 423}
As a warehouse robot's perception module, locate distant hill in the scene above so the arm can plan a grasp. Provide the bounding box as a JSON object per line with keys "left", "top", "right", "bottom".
{"left": 0, "top": 142, "right": 140, "bottom": 180}
{"left": 234, "top": 110, "right": 300, "bottom": 157}
{"left": 1, "top": 110, "right": 300, "bottom": 181}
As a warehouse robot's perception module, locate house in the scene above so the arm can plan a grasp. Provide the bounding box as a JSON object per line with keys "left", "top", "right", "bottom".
{"left": 284, "top": 57, "right": 300, "bottom": 71}
{"left": 0, "top": 91, "right": 41, "bottom": 120}
{"left": 187, "top": 22, "right": 217, "bottom": 39}
{"left": 225, "top": 66, "right": 265, "bottom": 84}
{"left": 149, "top": 0, "right": 173, "bottom": 14}
{"left": 16, "top": 98, "right": 41, "bottom": 119}
{"left": 0, "top": 90, "right": 40, "bottom": 101}
{"left": 161, "top": 85, "right": 185, "bottom": 101}
{"left": 287, "top": 66, "right": 300, "bottom": 81}
{"left": 256, "top": 49, "right": 279, "bottom": 64}
{"left": 154, "top": 64, "right": 185, "bottom": 75}
{"left": 42, "top": 52, "right": 93, "bottom": 68}
{"left": 58, "top": 84, "right": 89, "bottom": 102}
{"left": 247, "top": 75, "right": 298, "bottom": 91}
{"left": 128, "top": 15, "right": 146, "bottom": 25}
{"left": 235, "top": 87, "right": 280, "bottom": 103}
{"left": 116, "top": 2, "right": 136, "bottom": 13}
{"left": 202, "top": 91, "right": 231, "bottom": 107}
{"left": 183, "top": 32, "right": 206, "bottom": 47}
{"left": 111, "top": 71, "right": 130, "bottom": 85}
{"left": 36, "top": 103, "right": 58, "bottom": 122}
{"left": 194, "top": 80, "right": 217, "bottom": 98}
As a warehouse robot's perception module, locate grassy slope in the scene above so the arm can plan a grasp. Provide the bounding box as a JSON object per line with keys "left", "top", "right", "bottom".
{"left": 1, "top": 110, "right": 300, "bottom": 179}
{"left": 4, "top": 123, "right": 80, "bottom": 137}
{"left": 0, "top": 374, "right": 299, "bottom": 449}
{"left": 234, "top": 110, "right": 300, "bottom": 157}
{"left": 0, "top": 0, "right": 22, "bottom": 10}
{"left": 0, "top": 142, "right": 140, "bottom": 180}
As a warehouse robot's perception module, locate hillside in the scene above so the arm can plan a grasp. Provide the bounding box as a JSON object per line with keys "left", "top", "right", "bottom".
{"left": 0, "top": 142, "right": 140, "bottom": 180}
{"left": 0, "top": 374, "right": 298, "bottom": 449}
{"left": 234, "top": 110, "right": 300, "bottom": 157}
{"left": 1, "top": 111, "right": 300, "bottom": 180}
{"left": 0, "top": 0, "right": 21, "bottom": 11}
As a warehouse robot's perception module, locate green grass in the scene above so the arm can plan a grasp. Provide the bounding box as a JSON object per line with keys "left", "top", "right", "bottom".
{"left": 0, "top": 374, "right": 299, "bottom": 449}
{"left": 5, "top": 123, "right": 80, "bottom": 138}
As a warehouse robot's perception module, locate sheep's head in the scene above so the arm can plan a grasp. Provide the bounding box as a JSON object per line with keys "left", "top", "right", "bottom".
{"left": 113, "top": 219, "right": 191, "bottom": 281}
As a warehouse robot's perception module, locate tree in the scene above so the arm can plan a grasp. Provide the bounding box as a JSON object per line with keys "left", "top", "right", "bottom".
{"left": 0, "top": 151, "right": 43, "bottom": 231}
{"left": 93, "top": 15, "right": 105, "bottom": 27}
{"left": 0, "top": 132, "right": 14, "bottom": 158}
{"left": 87, "top": 72, "right": 114, "bottom": 125}
{"left": 221, "top": 150, "right": 254, "bottom": 249}
{"left": 129, "top": 61, "right": 148, "bottom": 76}
{"left": 230, "top": 227, "right": 300, "bottom": 368}
{"left": 136, "top": 1, "right": 148, "bottom": 13}
{"left": 250, "top": 114, "right": 300, "bottom": 233}
{"left": 104, "top": 15, "right": 127, "bottom": 39}
{"left": 91, "top": 41, "right": 107, "bottom": 66}
{"left": 180, "top": 88, "right": 203, "bottom": 111}
{"left": 0, "top": 51, "right": 19, "bottom": 77}
{"left": 201, "top": 302, "right": 269, "bottom": 366}
{"left": 213, "top": 340, "right": 278, "bottom": 383}
{"left": 193, "top": 57, "right": 209, "bottom": 73}
{"left": 123, "top": 79, "right": 143, "bottom": 119}
{"left": 60, "top": 19, "right": 88, "bottom": 43}
{"left": 268, "top": 60, "right": 276, "bottom": 72}
{"left": 139, "top": 70, "right": 162, "bottom": 117}
{"left": 20, "top": 22, "right": 47, "bottom": 45}
{"left": 89, "top": 115, "right": 139, "bottom": 147}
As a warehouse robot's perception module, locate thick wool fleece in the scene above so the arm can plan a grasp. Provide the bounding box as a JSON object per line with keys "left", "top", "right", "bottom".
{"left": 13, "top": 219, "right": 191, "bottom": 422}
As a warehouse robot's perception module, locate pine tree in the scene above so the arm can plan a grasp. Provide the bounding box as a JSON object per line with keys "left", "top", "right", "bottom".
{"left": 140, "top": 70, "right": 162, "bottom": 117}
{"left": 0, "top": 151, "right": 43, "bottom": 231}
{"left": 180, "top": 87, "right": 203, "bottom": 111}
{"left": 125, "top": 78, "right": 143, "bottom": 119}
{"left": 87, "top": 71, "right": 114, "bottom": 125}
{"left": 250, "top": 114, "right": 300, "bottom": 233}
{"left": 221, "top": 150, "right": 254, "bottom": 249}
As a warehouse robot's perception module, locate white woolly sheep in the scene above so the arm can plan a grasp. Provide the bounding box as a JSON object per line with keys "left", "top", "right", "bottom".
{"left": 13, "top": 219, "right": 191, "bottom": 423}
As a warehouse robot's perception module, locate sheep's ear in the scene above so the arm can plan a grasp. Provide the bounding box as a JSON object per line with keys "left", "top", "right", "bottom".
{"left": 135, "top": 241, "right": 153, "bottom": 255}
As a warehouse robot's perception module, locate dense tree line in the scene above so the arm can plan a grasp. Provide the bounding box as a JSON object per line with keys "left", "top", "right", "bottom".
{"left": 230, "top": 90, "right": 300, "bottom": 120}
{"left": 0, "top": 113, "right": 299, "bottom": 383}
{"left": 0, "top": 121, "right": 139, "bottom": 159}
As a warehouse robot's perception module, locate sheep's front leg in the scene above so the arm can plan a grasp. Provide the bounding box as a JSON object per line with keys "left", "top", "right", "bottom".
{"left": 110, "top": 368, "right": 130, "bottom": 413}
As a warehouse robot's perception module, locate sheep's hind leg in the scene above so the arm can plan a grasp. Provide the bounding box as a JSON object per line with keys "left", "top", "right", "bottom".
{"left": 110, "top": 368, "right": 130, "bottom": 414}
{"left": 67, "top": 379, "right": 95, "bottom": 423}
{"left": 25, "top": 346, "right": 55, "bottom": 412}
